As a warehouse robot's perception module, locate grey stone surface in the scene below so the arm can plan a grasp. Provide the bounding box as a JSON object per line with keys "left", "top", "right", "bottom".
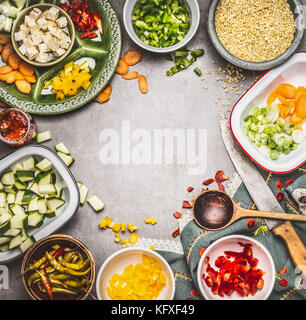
{"left": 0, "top": 0, "right": 305, "bottom": 300}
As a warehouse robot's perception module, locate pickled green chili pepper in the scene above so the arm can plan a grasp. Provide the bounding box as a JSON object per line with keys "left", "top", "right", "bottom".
{"left": 65, "top": 279, "right": 87, "bottom": 288}
{"left": 27, "top": 267, "right": 55, "bottom": 287}
{"left": 132, "top": 0, "right": 190, "bottom": 48}
{"left": 46, "top": 252, "right": 91, "bottom": 277}
{"left": 61, "top": 259, "right": 89, "bottom": 271}
{"left": 51, "top": 287, "right": 78, "bottom": 296}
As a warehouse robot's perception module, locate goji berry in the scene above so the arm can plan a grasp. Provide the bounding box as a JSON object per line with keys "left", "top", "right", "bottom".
{"left": 172, "top": 229, "right": 180, "bottom": 238}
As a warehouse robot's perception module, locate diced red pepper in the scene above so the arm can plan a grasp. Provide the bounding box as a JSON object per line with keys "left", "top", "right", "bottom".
{"left": 182, "top": 201, "right": 192, "bottom": 209}
{"left": 204, "top": 276, "right": 213, "bottom": 287}
{"left": 215, "top": 170, "right": 229, "bottom": 184}
{"left": 202, "top": 178, "right": 215, "bottom": 186}
{"left": 173, "top": 211, "right": 182, "bottom": 219}
{"left": 187, "top": 186, "right": 194, "bottom": 192}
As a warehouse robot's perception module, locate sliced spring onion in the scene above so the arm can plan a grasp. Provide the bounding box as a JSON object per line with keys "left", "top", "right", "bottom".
{"left": 243, "top": 104, "right": 303, "bottom": 160}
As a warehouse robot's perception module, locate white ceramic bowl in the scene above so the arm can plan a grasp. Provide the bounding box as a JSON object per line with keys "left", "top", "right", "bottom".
{"left": 96, "top": 247, "right": 175, "bottom": 300}
{"left": 0, "top": 145, "right": 79, "bottom": 263}
{"left": 231, "top": 52, "right": 306, "bottom": 174}
{"left": 123, "top": 0, "right": 200, "bottom": 53}
{"left": 197, "top": 235, "right": 275, "bottom": 300}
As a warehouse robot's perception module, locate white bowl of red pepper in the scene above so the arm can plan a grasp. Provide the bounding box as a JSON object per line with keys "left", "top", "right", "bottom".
{"left": 197, "top": 235, "right": 275, "bottom": 300}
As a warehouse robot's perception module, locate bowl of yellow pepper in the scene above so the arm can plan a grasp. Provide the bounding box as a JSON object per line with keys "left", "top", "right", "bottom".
{"left": 96, "top": 247, "right": 175, "bottom": 300}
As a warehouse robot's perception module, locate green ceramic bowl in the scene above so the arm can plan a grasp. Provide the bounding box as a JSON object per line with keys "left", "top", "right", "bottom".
{"left": 11, "top": 3, "right": 75, "bottom": 68}
{"left": 207, "top": 0, "right": 305, "bottom": 71}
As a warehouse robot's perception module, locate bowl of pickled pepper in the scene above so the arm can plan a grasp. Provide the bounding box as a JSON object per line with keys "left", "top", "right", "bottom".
{"left": 21, "top": 234, "right": 95, "bottom": 300}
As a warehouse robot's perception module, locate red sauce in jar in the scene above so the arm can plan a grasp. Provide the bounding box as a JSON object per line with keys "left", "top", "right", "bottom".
{"left": 0, "top": 110, "right": 28, "bottom": 142}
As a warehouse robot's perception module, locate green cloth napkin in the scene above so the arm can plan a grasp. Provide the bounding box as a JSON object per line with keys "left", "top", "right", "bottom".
{"left": 159, "top": 167, "right": 306, "bottom": 300}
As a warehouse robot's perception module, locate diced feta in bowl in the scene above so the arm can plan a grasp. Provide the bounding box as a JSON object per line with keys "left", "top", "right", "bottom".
{"left": 11, "top": 3, "right": 75, "bottom": 67}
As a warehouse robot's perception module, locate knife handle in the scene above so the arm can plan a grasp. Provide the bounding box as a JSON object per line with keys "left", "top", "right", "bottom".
{"left": 273, "top": 221, "right": 306, "bottom": 276}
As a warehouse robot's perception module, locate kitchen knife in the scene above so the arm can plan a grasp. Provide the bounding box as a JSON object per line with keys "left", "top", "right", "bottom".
{"left": 219, "top": 112, "right": 306, "bottom": 275}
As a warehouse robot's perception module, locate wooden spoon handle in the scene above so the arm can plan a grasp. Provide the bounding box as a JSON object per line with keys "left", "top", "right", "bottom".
{"left": 273, "top": 221, "right": 306, "bottom": 276}
{"left": 237, "top": 207, "right": 306, "bottom": 222}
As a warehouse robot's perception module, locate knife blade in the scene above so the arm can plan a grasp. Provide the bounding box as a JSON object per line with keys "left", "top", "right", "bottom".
{"left": 219, "top": 112, "right": 306, "bottom": 274}
{"left": 219, "top": 112, "right": 282, "bottom": 229}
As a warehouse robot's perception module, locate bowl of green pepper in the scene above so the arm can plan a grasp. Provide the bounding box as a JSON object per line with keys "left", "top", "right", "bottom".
{"left": 123, "top": 0, "right": 200, "bottom": 53}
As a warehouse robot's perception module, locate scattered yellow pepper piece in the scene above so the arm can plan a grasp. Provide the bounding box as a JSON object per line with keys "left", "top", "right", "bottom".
{"left": 106, "top": 254, "right": 166, "bottom": 300}
{"left": 145, "top": 217, "right": 157, "bottom": 225}
{"left": 120, "top": 239, "right": 127, "bottom": 244}
{"left": 150, "top": 245, "right": 155, "bottom": 250}
{"left": 112, "top": 223, "right": 121, "bottom": 233}
{"left": 128, "top": 233, "right": 139, "bottom": 245}
{"left": 128, "top": 223, "right": 138, "bottom": 233}
{"left": 99, "top": 216, "right": 113, "bottom": 229}
{"left": 121, "top": 223, "right": 126, "bottom": 232}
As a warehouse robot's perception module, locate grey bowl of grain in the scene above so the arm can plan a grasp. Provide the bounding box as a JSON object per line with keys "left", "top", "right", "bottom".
{"left": 207, "top": 0, "right": 305, "bottom": 71}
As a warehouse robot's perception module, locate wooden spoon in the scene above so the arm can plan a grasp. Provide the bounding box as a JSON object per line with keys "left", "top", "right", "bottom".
{"left": 193, "top": 190, "right": 306, "bottom": 231}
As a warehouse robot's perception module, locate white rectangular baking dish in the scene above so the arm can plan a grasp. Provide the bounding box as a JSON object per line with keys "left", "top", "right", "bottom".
{"left": 0, "top": 145, "right": 79, "bottom": 263}
{"left": 231, "top": 52, "right": 306, "bottom": 174}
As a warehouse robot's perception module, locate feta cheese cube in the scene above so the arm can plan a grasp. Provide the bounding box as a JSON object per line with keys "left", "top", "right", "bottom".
{"left": 47, "top": 20, "right": 57, "bottom": 28}
{"left": 20, "top": 24, "right": 29, "bottom": 34}
{"left": 48, "top": 53, "right": 55, "bottom": 62}
{"left": 47, "top": 36, "right": 60, "bottom": 52}
{"left": 47, "top": 7, "right": 60, "bottom": 21}
{"left": 56, "top": 16, "right": 67, "bottom": 28}
{"left": 54, "top": 48, "right": 66, "bottom": 57}
{"left": 37, "top": 17, "right": 48, "bottom": 30}
{"left": 36, "top": 52, "right": 49, "bottom": 63}
{"left": 38, "top": 43, "right": 49, "bottom": 53}
{"left": 24, "top": 37, "right": 35, "bottom": 49}
{"left": 62, "top": 27, "right": 70, "bottom": 36}
{"left": 26, "top": 46, "right": 39, "bottom": 60}
{"left": 25, "top": 15, "right": 36, "bottom": 28}
{"left": 31, "top": 33, "right": 42, "bottom": 45}
{"left": 61, "top": 35, "right": 71, "bottom": 49}
{"left": 48, "top": 26, "right": 63, "bottom": 39}
{"left": 29, "top": 8, "right": 42, "bottom": 21}
{"left": 14, "top": 31, "right": 23, "bottom": 42}
{"left": 18, "top": 44, "right": 27, "bottom": 56}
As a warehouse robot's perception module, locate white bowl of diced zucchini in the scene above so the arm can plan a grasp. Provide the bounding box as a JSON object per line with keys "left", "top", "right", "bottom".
{"left": 231, "top": 52, "right": 306, "bottom": 174}
{"left": 11, "top": 3, "right": 75, "bottom": 67}
{"left": 0, "top": 145, "right": 79, "bottom": 263}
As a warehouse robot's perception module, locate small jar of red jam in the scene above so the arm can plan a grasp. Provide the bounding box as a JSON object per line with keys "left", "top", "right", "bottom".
{"left": 0, "top": 108, "right": 36, "bottom": 147}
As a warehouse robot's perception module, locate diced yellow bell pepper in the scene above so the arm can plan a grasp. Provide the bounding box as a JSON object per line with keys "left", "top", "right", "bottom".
{"left": 128, "top": 223, "right": 138, "bottom": 233}
{"left": 112, "top": 223, "right": 121, "bottom": 233}
{"left": 99, "top": 216, "right": 113, "bottom": 229}
{"left": 128, "top": 233, "right": 139, "bottom": 245}
{"left": 121, "top": 223, "right": 126, "bottom": 232}
{"left": 145, "top": 217, "right": 157, "bottom": 225}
